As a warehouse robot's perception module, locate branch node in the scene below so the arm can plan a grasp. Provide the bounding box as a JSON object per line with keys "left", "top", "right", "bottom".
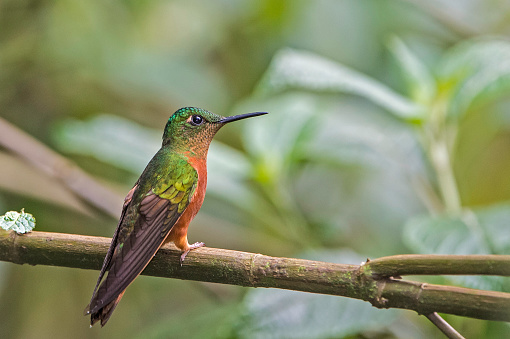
{"left": 8, "top": 231, "right": 24, "bottom": 265}
{"left": 416, "top": 282, "right": 428, "bottom": 305}
{"left": 248, "top": 253, "right": 263, "bottom": 287}
{"left": 371, "top": 280, "right": 390, "bottom": 309}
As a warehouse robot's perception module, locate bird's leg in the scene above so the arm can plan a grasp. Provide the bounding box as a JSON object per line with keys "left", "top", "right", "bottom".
{"left": 180, "top": 242, "right": 205, "bottom": 266}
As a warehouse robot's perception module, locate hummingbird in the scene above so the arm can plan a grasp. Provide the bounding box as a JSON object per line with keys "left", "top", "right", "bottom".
{"left": 84, "top": 107, "right": 267, "bottom": 327}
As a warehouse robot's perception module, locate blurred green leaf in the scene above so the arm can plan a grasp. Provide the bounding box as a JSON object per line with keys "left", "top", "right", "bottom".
{"left": 44, "top": 2, "right": 230, "bottom": 108}
{"left": 240, "top": 290, "right": 397, "bottom": 339}
{"left": 240, "top": 94, "right": 317, "bottom": 181}
{"left": 0, "top": 209, "right": 36, "bottom": 234}
{"left": 388, "top": 36, "right": 436, "bottom": 106}
{"left": 234, "top": 93, "right": 425, "bottom": 250}
{"left": 256, "top": 48, "right": 424, "bottom": 119}
{"left": 207, "top": 142, "right": 272, "bottom": 218}
{"left": 474, "top": 204, "right": 510, "bottom": 255}
{"left": 404, "top": 205, "right": 510, "bottom": 290}
{"left": 438, "top": 38, "right": 510, "bottom": 117}
{"left": 237, "top": 92, "right": 423, "bottom": 175}
{"left": 238, "top": 250, "right": 399, "bottom": 339}
{"left": 137, "top": 301, "right": 241, "bottom": 339}
{"left": 404, "top": 213, "right": 489, "bottom": 255}
{"left": 305, "top": 105, "right": 423, "bottom": 172}
{"left": 53, "top": 114, "right": 161, "bottom": 173}
{"left": 404, "top": 205, "right": 510, "bottom": 255}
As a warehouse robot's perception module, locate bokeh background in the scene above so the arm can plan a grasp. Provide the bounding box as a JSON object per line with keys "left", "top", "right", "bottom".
{"left": 1, "top": 1, "right": 510, "bottom": 338}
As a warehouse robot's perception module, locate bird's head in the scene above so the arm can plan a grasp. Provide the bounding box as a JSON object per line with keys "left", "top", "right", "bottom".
{"left": 162, "top": 107, "right": 267, "bottom": 158}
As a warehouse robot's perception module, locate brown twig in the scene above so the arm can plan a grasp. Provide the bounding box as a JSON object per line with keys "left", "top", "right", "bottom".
{"left": 426, "top": 312, "right": 465, "bottom": 339}
{"left": 0, "top": 230, "right": 509, "bottom": 324}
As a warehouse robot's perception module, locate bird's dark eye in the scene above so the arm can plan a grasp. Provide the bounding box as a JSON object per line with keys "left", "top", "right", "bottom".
{"left": 190, "top": 115, "right": 204, "bottom": 126}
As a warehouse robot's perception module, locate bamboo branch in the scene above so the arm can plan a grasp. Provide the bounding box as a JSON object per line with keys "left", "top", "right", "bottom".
{"left": 1, "top": 230, "right": 509, "bottom": 323}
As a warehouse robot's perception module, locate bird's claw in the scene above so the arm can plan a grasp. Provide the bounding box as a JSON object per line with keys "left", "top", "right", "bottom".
{"left": 180, "top": 242, "right": 205, "bottom": 266}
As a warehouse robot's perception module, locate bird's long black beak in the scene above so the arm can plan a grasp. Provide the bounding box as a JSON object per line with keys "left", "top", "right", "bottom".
{"left": 219, "top": 112, "right": 268, "bottom": 124}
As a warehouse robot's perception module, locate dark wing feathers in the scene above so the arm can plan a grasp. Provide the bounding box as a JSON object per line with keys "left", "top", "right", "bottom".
{"left": 88, "top": 192, "right": 184, "bottom": 314}
{"left": 86, "top": 158, "right": 198, "bottom": 320}
{"left": 85, "top": 182, "right": 138, "bottom": 312}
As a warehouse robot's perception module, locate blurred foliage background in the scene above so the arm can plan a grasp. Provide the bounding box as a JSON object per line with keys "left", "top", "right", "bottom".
{"left": 1, "top": 0, "right": 510, "bottom": 338}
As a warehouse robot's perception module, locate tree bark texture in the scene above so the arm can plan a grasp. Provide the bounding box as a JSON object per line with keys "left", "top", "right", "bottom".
{"left": 0, "top": 230, "right": 509, "bottom": 322}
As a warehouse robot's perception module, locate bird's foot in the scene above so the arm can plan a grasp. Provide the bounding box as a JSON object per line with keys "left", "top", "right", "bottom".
{"left": 180, "top": 242, "right": 205, "bottom": 266}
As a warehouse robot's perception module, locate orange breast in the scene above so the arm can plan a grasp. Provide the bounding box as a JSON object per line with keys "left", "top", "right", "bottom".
{"left": 164, "top": 157, "right": 207, "bottom": 251}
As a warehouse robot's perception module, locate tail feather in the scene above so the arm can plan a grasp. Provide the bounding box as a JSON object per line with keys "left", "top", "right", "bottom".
{"left": 86, "top": 291, "right": 125, "bottom": 327}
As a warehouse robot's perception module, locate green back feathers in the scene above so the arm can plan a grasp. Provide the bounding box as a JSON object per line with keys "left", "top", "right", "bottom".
{"left": 151, "top": 158, "right": 197, "bottom": 213}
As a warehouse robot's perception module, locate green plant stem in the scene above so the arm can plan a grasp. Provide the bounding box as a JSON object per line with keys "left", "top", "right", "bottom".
{"left": 430, "top": 137, "right": 462, "bottom": 214}
{"left": 1, "top": 230, "right": 509, "bottom": 322}
{"left": 366, "top": 254, "right": 510, "bottom": 277}
{"left": 425, "top": 93, "right": 462, "bottom": 215}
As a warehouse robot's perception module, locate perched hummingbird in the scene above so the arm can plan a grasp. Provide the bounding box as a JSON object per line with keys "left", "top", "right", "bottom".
{"left": 85, "top": 107, "right": 267, "bottom": 326}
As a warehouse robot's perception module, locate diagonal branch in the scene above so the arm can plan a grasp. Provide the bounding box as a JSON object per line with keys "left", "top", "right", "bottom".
{"left": 426, "top": 312, "right": 465, "bottom": 339}
{"left": 0, "top": 117, "right": 122, "bottom": 217}
{"left": 0, "top": 230, "right": 509, "bottom": 323}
